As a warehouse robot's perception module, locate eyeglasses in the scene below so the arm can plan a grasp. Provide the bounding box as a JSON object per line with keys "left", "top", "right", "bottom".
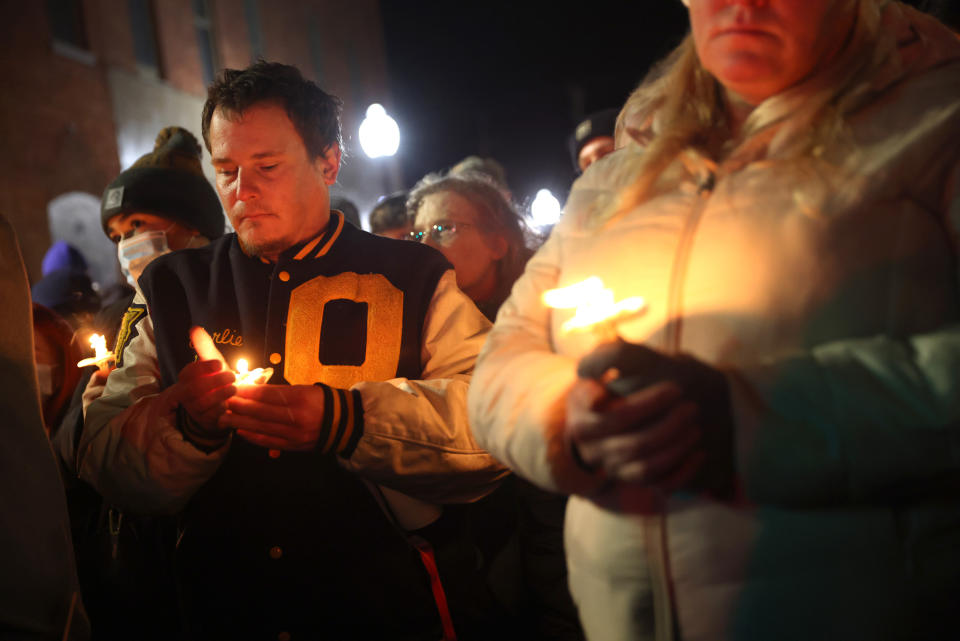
{"left": 408, "top": 220, "right": 474, "bottom": 245}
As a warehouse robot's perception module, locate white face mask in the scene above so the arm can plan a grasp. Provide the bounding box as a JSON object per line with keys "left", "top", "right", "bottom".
{"left": 36, "top": 362, "right": 55, "bottom": 398}
{"left": 117, "top": 229, "right": 172, "bottom": 288}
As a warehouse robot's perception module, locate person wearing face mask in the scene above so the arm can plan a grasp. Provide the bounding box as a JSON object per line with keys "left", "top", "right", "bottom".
{"left": 54, "top": 126, "right": 224, "bottom": 469}
{"left": 50, "top": 126, "right": 222, "bottom": 641}
{"left": 468, "top": 1, "right": 960, "bottom": 640}
{"left": 104, "top": 127, "right": 224, "bottom": 292}
{"left": 32, "top": 303, "right": 82, "bottom": 434}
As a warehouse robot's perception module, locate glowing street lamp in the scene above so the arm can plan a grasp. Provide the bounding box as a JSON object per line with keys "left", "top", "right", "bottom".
{"left": 358, "top": 103, "right": 400, "bottom": 158}
{"left": 530, "top": 188, "right": 562, "bottom": 227}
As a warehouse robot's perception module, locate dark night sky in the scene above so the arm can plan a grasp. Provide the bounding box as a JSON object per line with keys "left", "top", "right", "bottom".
{"left": 377, "top": 0, "right": 954, "bottom": 209}
{"left": 378, "top": 1, "right": 690, "bottom": 207}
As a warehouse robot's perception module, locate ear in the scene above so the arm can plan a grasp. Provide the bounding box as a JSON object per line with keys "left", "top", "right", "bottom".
{"left": 315, "top": 143, "right": 341, "bottom": 185}
{"left": 488, "top": 233, "right": 508, "bottom": 260}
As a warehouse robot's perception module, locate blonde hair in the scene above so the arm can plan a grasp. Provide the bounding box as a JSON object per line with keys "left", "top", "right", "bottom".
{"left": 605, "top": 0, "right": 895, "bottom": 224}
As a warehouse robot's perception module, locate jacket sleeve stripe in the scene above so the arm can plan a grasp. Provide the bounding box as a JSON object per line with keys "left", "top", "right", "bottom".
{"left": 177, "top": 405, "right": 230, "bottom": 453}
{"left": 323, "top": 386, "right": 343, "bottom": 452}
{"left": 315, "top": 383, "right": 336, "bottom": 452}
{"left": 329, "top": 387, "right": 350, "bottom": 454}
{"left": 338, "top": 389, "right": 364, "bottom": 458}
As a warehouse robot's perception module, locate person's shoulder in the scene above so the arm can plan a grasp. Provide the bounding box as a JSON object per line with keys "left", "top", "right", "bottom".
{"left": 154, "top": 234, "right": 233, "bottom": 269}
{"left": 892, "top": 3, "right": 960, "bottom": 74}
{"left": 560, "top": 147, "right": 644, "bottom": 232}
{"left": 861, "top": 4, "right": 960, "bottom": 109}
{"left": 140, "top": 234, "right": 235, "bottom": 288}
{"left": 342, "top": 224, "right": 451, "bottom": 268}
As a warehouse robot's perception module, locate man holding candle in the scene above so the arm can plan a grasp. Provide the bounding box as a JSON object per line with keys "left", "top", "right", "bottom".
{"left": 81, "top": 62, "right": 503, "bottom": 640}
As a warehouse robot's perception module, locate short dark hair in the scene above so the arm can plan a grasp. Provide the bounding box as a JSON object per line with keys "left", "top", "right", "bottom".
{"left": 201, "top": 61, "right": 342, "bottom": 159}
{"left": 369, "top": 192, "right": 410, "bottom": 234}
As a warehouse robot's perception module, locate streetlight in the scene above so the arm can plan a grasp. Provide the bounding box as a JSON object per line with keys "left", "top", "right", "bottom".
{"left": 530, "top": 188, "right": 562, "bottom": 227}
{"left": 358, "top": 103, "right": 400, "bottom": 158}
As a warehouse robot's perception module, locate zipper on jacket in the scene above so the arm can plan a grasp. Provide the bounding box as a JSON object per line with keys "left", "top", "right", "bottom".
{"left": 653, "top": 169, "right": 716, "bottom": 641}
{"left": 665, "top": 170, "right": 716, "bottom": 353}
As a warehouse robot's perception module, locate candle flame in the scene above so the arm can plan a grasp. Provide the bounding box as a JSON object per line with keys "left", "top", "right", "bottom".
{"left": 542, "top": 277, "right": 646, "bottom": 333}
{"left": 233, "top": 357, "right": 272, "bottom": 385}
{"left": 77, "top": 333, "right": 115, "bottom": 369}
{"left": 89, "top": 334, "right": 108, "bottom": 358}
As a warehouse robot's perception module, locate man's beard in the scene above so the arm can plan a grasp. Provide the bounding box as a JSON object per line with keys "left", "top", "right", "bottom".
{"left": 237, "top": 232, "right": 288, "bottom": 259}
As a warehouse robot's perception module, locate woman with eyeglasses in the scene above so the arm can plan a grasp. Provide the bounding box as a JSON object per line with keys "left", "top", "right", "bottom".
{"left": 468, "top": 1, "right": 960, "bottom": 640}
{"left": 407, "top": 173, "right": 532, "bottom": 321}
{"left": 407, "top": 172, "right": 586, "bottom": 639}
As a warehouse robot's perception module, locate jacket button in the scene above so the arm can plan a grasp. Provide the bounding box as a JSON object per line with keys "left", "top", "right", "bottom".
{"left": 268, "top": 449, "right": 281, "bottom": 459}
{"left": 269, "top": 546, "right": 283, "bottom": 560}
{"left": 278, "top": 271, "right": 290, "bottom": 282}
{"left": 269, "top": 352, "right": 282, "bottom": 364}
{"left": 277, "top": 632, "right": 291, "bottom": 641}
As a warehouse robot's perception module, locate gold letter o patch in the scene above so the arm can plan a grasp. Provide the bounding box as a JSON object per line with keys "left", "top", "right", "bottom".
{"left": 284, "top": 272, "right": 404, "bottom": 387}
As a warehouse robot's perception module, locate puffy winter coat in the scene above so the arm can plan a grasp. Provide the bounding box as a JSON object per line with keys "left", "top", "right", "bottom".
{"left": 469, "top": 5, "right": 960, "bottom": 641}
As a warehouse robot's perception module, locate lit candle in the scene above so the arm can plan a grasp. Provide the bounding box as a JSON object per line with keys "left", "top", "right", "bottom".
{"left": 233, "top": 357, "right": 273, "bottom": 386}
{"left": 542, "top": 277, "right": 646, "bottom": 341}
{"left": 76, "top": 333, "right": 114, "bottom": 371}
{"left": 188, "top": 326, "right": 273, "bottom": 385}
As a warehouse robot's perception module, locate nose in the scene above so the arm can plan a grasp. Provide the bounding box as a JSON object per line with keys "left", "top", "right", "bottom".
{"left": 235, "top": 167, "right": 259, "bottom": 202}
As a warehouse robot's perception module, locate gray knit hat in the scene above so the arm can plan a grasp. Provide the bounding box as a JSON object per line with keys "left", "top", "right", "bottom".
{"left": 101, "top": 127, "right": 224, "bottom": 240}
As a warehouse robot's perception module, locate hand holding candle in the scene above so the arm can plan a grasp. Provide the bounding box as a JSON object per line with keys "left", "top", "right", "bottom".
{"left": 189, "top": 326, "right": 273, "bottom": 385}
{"left": 189, "top": 325, "right": 229, "bottom": 367}
{"left": 77, "top": 333, "right": 115, "bottom": 372}
{"left": 542, "top": 278, "right": 731, "bottom": 494}
{"left": 185, "top": 327, "right": 330, "bottom": 453}
{"left": 542, "top": 276, "right": 646, "bottom": 342}
{"left": 234, "top": 358, "right": 273, "bottom": 386}
{"left": 565, "top": 334, "right": 734, "bottom": 496}
{"left": 173, "top": 326, "right": 240, "bottom": 437}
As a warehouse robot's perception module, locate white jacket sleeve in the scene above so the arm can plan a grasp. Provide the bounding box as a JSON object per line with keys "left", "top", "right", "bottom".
{"left": 78, "top": 293, "right": 227, "bottom": 514}
{"left": 728, "top": 326, "right": 960, "bottom": 506}
{"left": 730, "top": 160, "right": 960, "bottom": 506}
{"left": 342, "top": 269, "right": 510, "bottom": 503}
{"left": 467, "top": 223, "right": 606, "bottom": 497}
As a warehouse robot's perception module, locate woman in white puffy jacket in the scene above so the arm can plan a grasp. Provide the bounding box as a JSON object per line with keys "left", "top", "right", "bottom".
{"left": 468, "top": 1, "right": 960, "bottom": 640}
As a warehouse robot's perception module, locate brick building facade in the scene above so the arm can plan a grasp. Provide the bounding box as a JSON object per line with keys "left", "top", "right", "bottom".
{"left": 0, "top": 0, "right": 399, "bottom": 286}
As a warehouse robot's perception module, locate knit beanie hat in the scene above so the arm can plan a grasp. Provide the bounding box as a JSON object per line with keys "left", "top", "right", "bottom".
{"left": 101, "top": 127, "right": 224, "bottom": 241}
{"left": 568, "top": 108, "right": 619, "bottom": 171}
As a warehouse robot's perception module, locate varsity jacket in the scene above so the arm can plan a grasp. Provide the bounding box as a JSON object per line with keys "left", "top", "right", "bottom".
{"left": 80, "top": 211, "right": 505, "bottom": 639}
